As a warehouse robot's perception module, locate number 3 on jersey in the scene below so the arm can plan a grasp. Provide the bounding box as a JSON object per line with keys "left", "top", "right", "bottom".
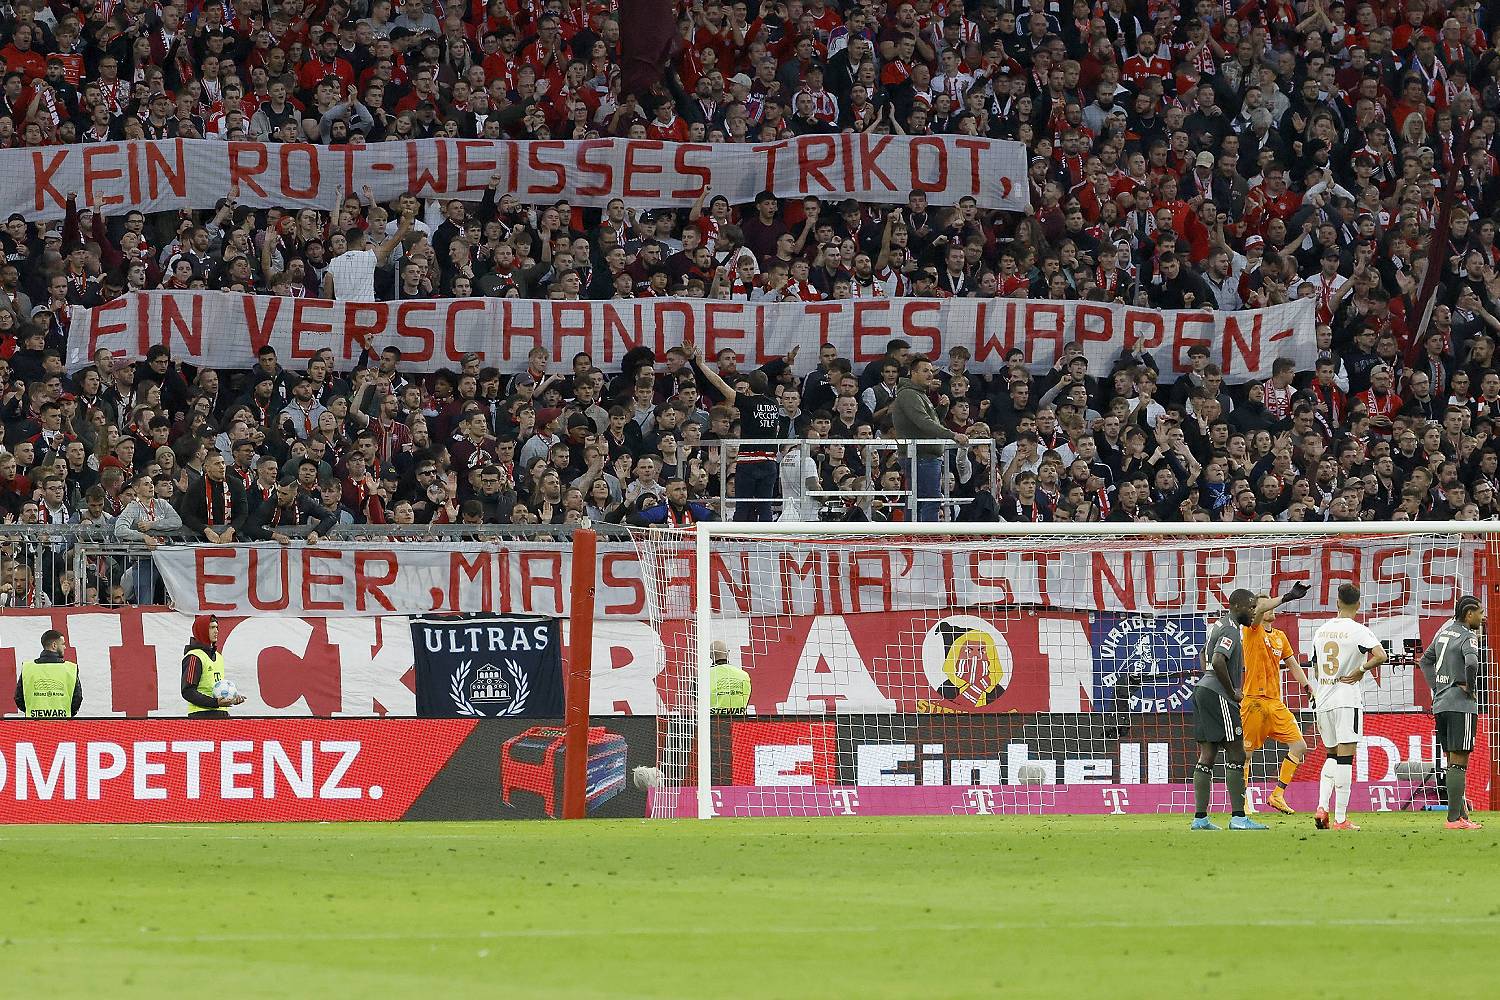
{"left": 1320, "top": 640, "right": 1340, "bottom": 679}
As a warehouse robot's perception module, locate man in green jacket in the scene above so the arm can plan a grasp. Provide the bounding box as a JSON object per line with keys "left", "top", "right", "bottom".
{"left": 15, "top": 630, "right": 82, "bottom": 718}
{"left": 890, "top": 356, "right": 970, "bottom": 521}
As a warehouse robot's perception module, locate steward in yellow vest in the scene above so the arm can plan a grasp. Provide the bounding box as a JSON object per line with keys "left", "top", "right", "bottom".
{"left": 707, "top": 640, "right": 751, "bottom": 715}
{"left": 15, "top": 629, "right": 81, "bottom": 718}
{"left": 181, "top": 615, "right": 243, "bottom": 718}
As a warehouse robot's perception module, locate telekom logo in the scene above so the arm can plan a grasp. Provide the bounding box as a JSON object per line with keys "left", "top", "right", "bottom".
{"left": 1367, "top": 785, "right": 1398, "bottom": 812}
{"left": 829, "top": 789, "right": 860, "bottom": 815}
{"left": 963, "top": 788, "right": 995, "bottom": 815}
{"left": 1101, "top": 788, "right": 1130, "bottom": 815}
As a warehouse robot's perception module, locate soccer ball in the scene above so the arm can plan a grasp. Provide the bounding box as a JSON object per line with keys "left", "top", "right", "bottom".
{"left": 632, "top": 766, "right": 664, "bottom": 790}
{"left": 212, "top": 679, "right": 238, "bottom": 701}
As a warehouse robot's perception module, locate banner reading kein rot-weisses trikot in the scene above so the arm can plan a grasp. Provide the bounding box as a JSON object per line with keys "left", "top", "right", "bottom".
{"left": 71, "top": 292, "right": 1315, "bottom": 381}
{"left": 5, "top": 134, "right": 1026, "bottom": 220}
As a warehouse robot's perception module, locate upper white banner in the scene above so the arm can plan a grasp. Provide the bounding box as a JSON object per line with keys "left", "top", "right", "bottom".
{"left": 5, "top": 135, "right": 1027, "bottom": 220}
{"left": 71, "top": 292, "right": 1315, "bottom": 382}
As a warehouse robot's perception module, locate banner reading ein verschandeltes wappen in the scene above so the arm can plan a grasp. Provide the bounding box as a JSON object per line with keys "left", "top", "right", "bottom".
{"left": 412, "top": 614, "right": 565, "bottom": 718}
{"left": 73, "top": 292, "right": 1316, "bottom": 383}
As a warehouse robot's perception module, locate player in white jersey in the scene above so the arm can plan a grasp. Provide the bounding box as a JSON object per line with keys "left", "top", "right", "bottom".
{"left": 1309, "top": 584, "right": 1387, "bottom": 831}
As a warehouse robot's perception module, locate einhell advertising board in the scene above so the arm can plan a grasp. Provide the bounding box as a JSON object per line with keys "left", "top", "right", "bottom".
{"left": 669, "top": 712, "right": 1489, "bottom": 817}
{"left": 0, "top": 718, "right": 652, "bottom": 824}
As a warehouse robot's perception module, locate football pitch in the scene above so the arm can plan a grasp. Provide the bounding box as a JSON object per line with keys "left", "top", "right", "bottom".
{"left": 4, "top": 815, "right": 1496, "bottom": 999}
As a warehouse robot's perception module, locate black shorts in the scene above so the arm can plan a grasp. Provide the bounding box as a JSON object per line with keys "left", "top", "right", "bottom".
{"left": 1436, "top": 711, "right": 1477, "bottom": 754}
{"left": 1193, "top": 686, "right": 1242, "bottom": 745}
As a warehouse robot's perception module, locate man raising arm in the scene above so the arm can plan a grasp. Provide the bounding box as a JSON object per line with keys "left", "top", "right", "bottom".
{"left": 1241, "top": 583, "right": 1313, "bottom": 815}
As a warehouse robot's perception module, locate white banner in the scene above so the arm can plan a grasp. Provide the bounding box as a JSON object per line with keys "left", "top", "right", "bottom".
{"left": 0, "top": 606, "right": 1443, "bottom": 720}
{"left": 5, "top": 135, "right": 1026, "bottom": 220}
{"left": 71, "top": 291, "right": 1314, "bottom": 382}
{"left": 152, "top": 538, "right": 1476, "bottom": 621}
{"left": 0, "top": 608, "right": 665, "bottom": 719}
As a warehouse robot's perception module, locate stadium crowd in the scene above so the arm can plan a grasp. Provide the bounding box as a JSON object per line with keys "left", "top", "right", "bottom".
{"left": 0, "top": 0, "right": 1498, "bottom": 606}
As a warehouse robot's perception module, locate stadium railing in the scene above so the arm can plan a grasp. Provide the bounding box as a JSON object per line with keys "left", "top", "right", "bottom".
{"left": 703, "top": 438, "right": 995, "bottom": 519}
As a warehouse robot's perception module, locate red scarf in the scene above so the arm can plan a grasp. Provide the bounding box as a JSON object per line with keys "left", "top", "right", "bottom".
{"left": 291, "top": 400, "right": 316, "bottom": 436}
{"left": 271, "top": 500, "right": 303, "bottom": 527}
{"left": 206, "top": 475, "right": 233, "bottom": 523}
{"left": 347, "top": 477, "right": 369, "bottom": 513}
{"left": 1096, "top": 265, "right": 1119, "bottom": 298}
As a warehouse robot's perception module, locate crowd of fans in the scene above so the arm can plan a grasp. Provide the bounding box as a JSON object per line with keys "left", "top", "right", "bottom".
{"left": 4, "top": 0, "right": 1499, "bottom": 311}
{"left": 0, "top": 0, "right": 1498, "bottom": 606}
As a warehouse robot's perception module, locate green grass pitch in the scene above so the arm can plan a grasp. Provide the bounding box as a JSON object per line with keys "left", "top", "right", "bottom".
{"left": 4, "top": 814, "right": 1497, "bottom": 999}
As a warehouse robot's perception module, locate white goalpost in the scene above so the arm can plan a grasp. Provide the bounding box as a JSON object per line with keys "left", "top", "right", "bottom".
{"left": 628, "top": 522, "right": 1500, "bottom": 821}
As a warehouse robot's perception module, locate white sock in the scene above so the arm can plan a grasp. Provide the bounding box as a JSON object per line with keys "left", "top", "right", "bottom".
{"left": 1334, "top": 763, "right": 1353, "bottom": 823}
{"left": 1319, "top": 758, "right": 1336, "bottom": 811}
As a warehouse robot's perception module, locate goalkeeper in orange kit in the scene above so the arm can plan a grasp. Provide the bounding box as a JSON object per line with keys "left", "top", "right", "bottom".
{"left": 1241, "top": 584, "right": 1315, "bottom": 815}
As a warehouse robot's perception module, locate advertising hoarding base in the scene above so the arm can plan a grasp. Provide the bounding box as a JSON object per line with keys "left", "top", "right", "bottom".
{"left": 659, "top": 782, "right": 1462, "bottom": 818}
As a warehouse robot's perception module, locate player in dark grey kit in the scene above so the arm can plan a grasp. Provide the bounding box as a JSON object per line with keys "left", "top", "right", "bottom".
{"left": 1420, "top": 595, "right": 1486, "bottom": 830}
{"left": 1191, "top": 588, "right": 1266, "bottom": 830}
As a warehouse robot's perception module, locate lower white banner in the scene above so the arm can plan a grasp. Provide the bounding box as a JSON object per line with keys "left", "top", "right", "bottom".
{"left": 0, "top": 606, "right": 1447, "bottom": 720}
{"left": 0, "top": 608, "right": 665, "bottom": 719}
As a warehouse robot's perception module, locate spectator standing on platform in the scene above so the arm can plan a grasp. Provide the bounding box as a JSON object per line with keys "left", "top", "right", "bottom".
{"left": 686, "top": 343, "right": 791, "bottom": 522}
{"left": 892, "top": 357, "right": 969, "bottom": 522}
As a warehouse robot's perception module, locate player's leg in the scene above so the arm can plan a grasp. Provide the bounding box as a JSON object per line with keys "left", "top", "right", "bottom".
{"left": 1190, "top": 687, "right": 1226, "bottom": 829}
{"left": 1224, "top": 740, "right": 1247, "bottom": 816}
{"left": 1446, "top": 747, "right": 1470, "bottom": 824}
{"left": 1266, "top": 702, "right": 1307, "bottom": 815}
{"left": 1314, "top": 709, "right": 1338, "bottom": 828}
{"left": 1241, "top": 698, "right": 1267, "bottom": 814}
{"left": 1438, "top": 712, "right": 1482, "bottom": 829}
{"left": 1223, "top": 739, "right": 1265, "bottom": 829}
{"left": 1192, "top": 742, "right": 1219, "bottom": 828}
{"left": 1330, "top": 709, "right": 1360, "bottom": 830}
{"left": 1241, "top": 745, "right": 1258, "bottom": 813}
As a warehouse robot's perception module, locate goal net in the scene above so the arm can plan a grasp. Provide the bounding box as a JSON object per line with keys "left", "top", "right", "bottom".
{"left": 628, "top": 523, "right": 1500, "bottom": 819}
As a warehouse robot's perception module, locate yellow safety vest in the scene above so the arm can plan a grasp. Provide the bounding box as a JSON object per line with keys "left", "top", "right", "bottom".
{"left": 185, "top": 648, "right": 227, "bottom": 714}
{"left": 20, "top": 659, "right": 78, "bottom": 718}
{"left": 709, "top": 662, "right": 751, "bottom": 714}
